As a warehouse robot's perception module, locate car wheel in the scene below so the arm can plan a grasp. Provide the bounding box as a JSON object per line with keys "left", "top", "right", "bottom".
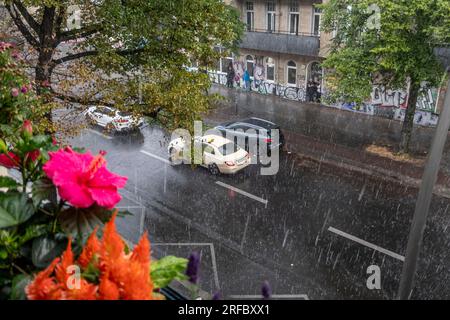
{"left": 85, "top": 115, "right": 96, "bottom": 126}
{"left": 168, "top": 147, "right": 178, "bottom": 164}
{"left": 105, "top": 122, "right": 116, "bottom": 133}
{"left": 208, "top": 163, "right": 220, "bottom": 175}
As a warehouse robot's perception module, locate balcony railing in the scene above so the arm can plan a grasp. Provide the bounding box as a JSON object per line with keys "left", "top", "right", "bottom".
{"left": 240, "top": 29, "right": 320, "bottom": 57}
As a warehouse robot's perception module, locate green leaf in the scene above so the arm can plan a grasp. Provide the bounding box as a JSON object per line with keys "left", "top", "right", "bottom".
{"left": 10, "top": 274, "right": 32, "bottom": 300}
{"left": 0, "top": 249, "right": 7, "bottom": 260}
{"left": 0, "top": 193, "right": 35, "bottom": 228}
{"left": 18, "top": 225, "right": 48, "bottom": 246}
{"left": 31, "top": 235, "right": 67, "bottom": 269}
{"left": 151, "top": 256, "right": 188, "bottom": 289}
{"left": 58, "top": 206, "right": 112, "bottom": 240}
{"left": 31, "top": 178, "right": 57, "bottom": 207}
{"left": 0, "top": 177, "right": 19, "bottom": 190}
{"left": 81, "top": 261, "right": 100, "bottom": 284}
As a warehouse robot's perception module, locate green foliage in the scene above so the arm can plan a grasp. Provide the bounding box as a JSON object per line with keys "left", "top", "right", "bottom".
{"left": 58, "top": 206, "right": 114, "bottom": 240}
{"left": 31, "top": 235, "right": 67, "bottom": 269}
{"left": 10, "top": 274, "right": 32, "bottom": 300}
{"left": 0, "top": 46, "right": 49, "bottom": 139}
{"left": 0, "top": 193, "right": 35, "bottom": 228}
{"left": 151, "top": 256, "right": 189, "bottom": 289}
{"left": 6, "top": 0, "right": 244, "bottom": 132}
{"left": 320, "top": 0, "right": 449, "bottom": 103}
{"left": 0, "top": 177, "right": 19, "bottom": 190}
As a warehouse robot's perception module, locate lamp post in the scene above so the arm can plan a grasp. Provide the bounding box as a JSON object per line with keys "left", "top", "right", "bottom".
{"left": 398, "top": 76, "right": 450, "bottom": 299}
{"left": 234, "top": 84, "right": 238, "bottom": 115}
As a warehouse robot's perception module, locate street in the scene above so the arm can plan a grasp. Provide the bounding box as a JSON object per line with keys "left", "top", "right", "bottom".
{"left": 68, "top": 124, "right": 450, "bottom": 300}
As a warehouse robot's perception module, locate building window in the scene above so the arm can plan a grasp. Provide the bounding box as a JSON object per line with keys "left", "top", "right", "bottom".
{"left": 266, "top": 1, "right": 276, "bottom": 33}
{"left": 246, "top": 2, "right": 255, "bottom": 31}
{"left": 246, "top": 55, "right": 255, "bottom": 78}
{"left": 287, "top": 60, "right": 297, "bottom": 85}
{"left": 266, "top": 57, "right": 275, "bottom": 82}
{"left": 313, "top": 7, "right": 322, "bottom": 36}
{"left": 289, "top": 1, "right": 299, "bottom": 35}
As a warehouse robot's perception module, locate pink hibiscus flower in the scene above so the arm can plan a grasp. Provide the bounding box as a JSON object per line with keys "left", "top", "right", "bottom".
{"left": 43, "top": 147, "right": 127, "bottom": 209}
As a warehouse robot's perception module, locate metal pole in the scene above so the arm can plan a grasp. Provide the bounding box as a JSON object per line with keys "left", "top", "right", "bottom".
{"left": 398, "top": 77, "right": 450, "bottom": 299}
{"left": 234, "top": 86, "right": 238, "bottom": 115}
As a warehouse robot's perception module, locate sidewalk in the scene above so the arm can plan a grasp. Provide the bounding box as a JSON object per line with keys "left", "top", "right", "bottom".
{"left": 205, "top": 85, "right": 450, "bottom": 198}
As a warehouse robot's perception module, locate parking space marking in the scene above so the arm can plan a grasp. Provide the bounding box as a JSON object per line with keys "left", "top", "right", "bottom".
{"left": 87, "top": 129, "right": 113, "bottom": 140}
{"left": 215, "top": 181, "right": 268, "bottom": 205}
{"left": 140, "top": 150, "right": 171, "bottom": 165}
{"left": 228, "top": 294, "right": 309, "bottom": 300}
{"left": 328, "top": 226, "right": 405, "bottom": 262}
{"left": 152, "top": 242, "right": 220, "bottom": 290}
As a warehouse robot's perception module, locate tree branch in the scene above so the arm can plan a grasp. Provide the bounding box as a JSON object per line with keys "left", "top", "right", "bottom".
{"left": 51, "top": 90, "right": 115, "bottom": 107}
{"left": 6, "top": 4, "right": 40, "bottom": 48}
{"left": 12, "top": 1, "right": 41, "bottom": 34}
{"left": 52, "top": 47, "right": 146, "bottom": 65}
{"left": 52, "top": 50, "right": 98, "bottom": 65}
{"left": 59, "top": 26, "right": 101, "bottom": 43}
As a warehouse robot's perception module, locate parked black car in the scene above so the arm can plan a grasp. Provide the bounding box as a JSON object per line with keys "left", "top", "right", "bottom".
{"left": 215, "top": 117, "right": 285, "bottom": 155}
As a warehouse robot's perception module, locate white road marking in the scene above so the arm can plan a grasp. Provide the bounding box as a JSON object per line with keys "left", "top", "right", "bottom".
{"left": 87, "top": 129, "right": 113, "bottom": 140}
{"left": 152, "top": 243, "right": 220, "bottom": 290}
{"left": 215, "top": 181, "right": 268, "bottom": 205}
{"left": 228, "top": 294, "right": 309, "bottom": 300}
{"left": 328, "top": 226, "right": 405, "bottom": 262}
{"left": 140, "top": 150, "right": 171, "bottom": 165}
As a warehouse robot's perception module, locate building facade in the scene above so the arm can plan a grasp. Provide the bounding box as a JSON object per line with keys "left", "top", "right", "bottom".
{"left": 209, "top": 0, "right": 448, "bottom": 127}
{"left": 214, "top": 0, "right": 331, "bottom": 97}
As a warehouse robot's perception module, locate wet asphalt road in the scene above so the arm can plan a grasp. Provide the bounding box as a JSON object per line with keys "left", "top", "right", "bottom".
{"left": 68, "top": 124, "right": 450, "bottom": 300}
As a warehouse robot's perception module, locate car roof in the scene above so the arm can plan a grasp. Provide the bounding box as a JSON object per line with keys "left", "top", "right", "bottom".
{"left": 221, "top": 117, "right": 279, "bottom": 130}
{"left": 202, "top": 135, "right": 232, "bottom": 148}
{"left": 239, "top": 117, "right": 279, "bottom": 129}
{"left": 92, "top": 105, "right": 116, "bottom": 111}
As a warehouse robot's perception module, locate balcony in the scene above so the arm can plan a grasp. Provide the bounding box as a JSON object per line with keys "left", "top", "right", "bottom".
{"left": 239, "top": 30, "right": 320, "bottom": 57}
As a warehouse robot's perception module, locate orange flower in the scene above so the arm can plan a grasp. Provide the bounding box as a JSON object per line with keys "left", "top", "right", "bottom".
{"left": 26, "top": 258, "right": 63, "bottom": 300}
{"left": 78, "top": 228, "right": 101, "bottom": 269}
{"left": 26, "top": 212, "right": 156, "bottom": 300}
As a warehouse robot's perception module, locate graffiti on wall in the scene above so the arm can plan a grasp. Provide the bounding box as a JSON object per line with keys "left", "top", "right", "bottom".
{"left": 207, "top": 65, "right": 441, "bottom": 127}
{"left": 370, "top": 85, "right": 438, "bottom": 112}
{"left": 209, "top": 71, "right": 308, "bottom": 102}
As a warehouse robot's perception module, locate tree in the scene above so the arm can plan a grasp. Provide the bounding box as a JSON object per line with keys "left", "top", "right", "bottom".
{"left": 3, "top": 0, "right": 243, "bottom": 131}
{"left": 320, "top": 0, "right": 450, "bottom": 153}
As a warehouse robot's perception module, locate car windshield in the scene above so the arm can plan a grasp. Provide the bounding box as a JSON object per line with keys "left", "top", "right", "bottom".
{"left": 218, "top": 142, "right": 240, "bottom": 156}
{"left": 118, "top": 111, "right": 132, "bottom": 117}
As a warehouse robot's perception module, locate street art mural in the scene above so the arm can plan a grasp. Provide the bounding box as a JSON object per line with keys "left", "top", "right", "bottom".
{"left": 208, "top": 62, "right": 441, "bottom": 127}
{"left": 209, "top": 71, "right": 308, "bottom": 102}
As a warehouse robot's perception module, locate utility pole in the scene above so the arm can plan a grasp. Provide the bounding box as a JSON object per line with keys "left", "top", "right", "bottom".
{"left": 234, "top": 84, "right": 238, "bottom": 115}
{"left": 398, "top": 76, "right": 450, "bottom": 299}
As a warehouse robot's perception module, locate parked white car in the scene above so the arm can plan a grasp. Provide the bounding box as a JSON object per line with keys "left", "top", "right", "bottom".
{"left": 168, "top": 134, "right": 251, "bottom": 175}
{"left": 85, "top": 106, "right": 144, "bottom": 132}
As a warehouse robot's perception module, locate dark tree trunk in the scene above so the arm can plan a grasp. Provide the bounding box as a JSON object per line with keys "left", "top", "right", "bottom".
{"left": 35, "top": 6, "right": 57, "bottom": 128}
{"left": 399, "top": 81, "right": 421, "bottom": 154}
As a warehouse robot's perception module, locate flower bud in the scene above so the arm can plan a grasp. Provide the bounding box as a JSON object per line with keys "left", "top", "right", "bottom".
{"left": 22, "top": 120, "right": 33, "bottom": 138}
{"left": 11, "top": 88, "right": 19, "bottom": 97}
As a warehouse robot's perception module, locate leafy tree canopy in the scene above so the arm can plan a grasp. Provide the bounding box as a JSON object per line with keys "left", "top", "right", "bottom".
{"left": 319, "top": 0, "right": 450, "bottom": 152}
{"left": 3, "top": 0, "right": 244, "bottom": 131}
